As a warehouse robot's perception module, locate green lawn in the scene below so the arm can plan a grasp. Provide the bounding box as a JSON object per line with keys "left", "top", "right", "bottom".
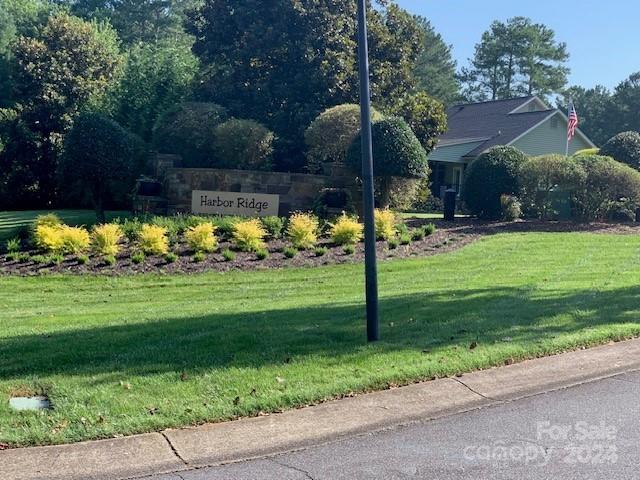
{"left": 401, "top": 212, "right": 469, "bottom": 220}
{"left": 1, "top": 232, "right": 640, "bottom": 446}
{"left": 0, "top": 210, "right": 130, "bottom": 242}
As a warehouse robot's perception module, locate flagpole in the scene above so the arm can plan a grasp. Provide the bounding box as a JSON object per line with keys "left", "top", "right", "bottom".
{"left": 565, "top": 98, "right": 571, "bottom": 157}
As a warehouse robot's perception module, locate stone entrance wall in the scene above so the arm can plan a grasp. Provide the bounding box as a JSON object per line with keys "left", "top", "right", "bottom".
{"left": 158, "top": 155, "right": 357, "bottom": 215}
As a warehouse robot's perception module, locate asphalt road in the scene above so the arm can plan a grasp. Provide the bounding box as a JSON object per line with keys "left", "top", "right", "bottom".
{"left": 153, "top": 372, "right": 640, "bottom": 480}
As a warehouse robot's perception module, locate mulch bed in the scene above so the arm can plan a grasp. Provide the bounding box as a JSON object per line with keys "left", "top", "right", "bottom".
{"left": 2, "top": 219, "right": 639, "bottom": 277}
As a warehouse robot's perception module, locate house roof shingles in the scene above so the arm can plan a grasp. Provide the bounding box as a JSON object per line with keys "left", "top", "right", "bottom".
{"left": 437, "top": 96, "right": 556, "bottom": 159}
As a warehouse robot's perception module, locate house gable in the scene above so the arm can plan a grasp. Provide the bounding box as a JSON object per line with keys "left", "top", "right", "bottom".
{"left": 509, "top": 96, "right": 549, "bottom": 114}
{"left": 510, "top": 111, "right": 594, "bottom": 156}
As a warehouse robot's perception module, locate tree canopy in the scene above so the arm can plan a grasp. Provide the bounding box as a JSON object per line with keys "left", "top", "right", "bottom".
{"left": 61, "top": 0, "right": 199, "bottom": 45}
{"left": 1, "top": 13, "right": 121, "bottom": 206}
{"left": 413, "top": 17, "right": 460, "bottom": 105}
{"left": 461, "top": 17, "right": 569, "bottom": 101}
{"left": 185, "top": 0, "right": 424, "bottom": 159}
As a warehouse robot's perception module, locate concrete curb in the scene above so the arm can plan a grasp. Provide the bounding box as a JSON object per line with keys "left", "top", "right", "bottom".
{"left": 3, "top": 338, "right": 640, "bottom": 480}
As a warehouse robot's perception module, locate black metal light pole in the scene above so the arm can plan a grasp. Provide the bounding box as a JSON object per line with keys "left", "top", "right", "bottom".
{"left": 356, "top": 0, "right": 379, "bottom": 342}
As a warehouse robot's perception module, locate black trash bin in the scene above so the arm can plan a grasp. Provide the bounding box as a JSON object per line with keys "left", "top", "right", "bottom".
{"left": 443, "top": 189, "right": 457, "bottom": 222}
{"left": 636, "top": 207, "right": 640, "bottom": 223}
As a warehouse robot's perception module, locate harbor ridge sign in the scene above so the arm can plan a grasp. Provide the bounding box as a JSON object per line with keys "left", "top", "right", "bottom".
{"left": 191, "top": 190, "right": 279, "bottom": 217}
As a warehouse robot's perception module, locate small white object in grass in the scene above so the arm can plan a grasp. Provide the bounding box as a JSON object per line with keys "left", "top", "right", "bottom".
{"left": 9, "top": 396, "right": 52, "bottom": 411}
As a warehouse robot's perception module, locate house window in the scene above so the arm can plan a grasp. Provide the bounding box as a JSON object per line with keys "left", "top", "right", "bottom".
{"left": 550, "top": 117, "right": 559, "bottom": 129}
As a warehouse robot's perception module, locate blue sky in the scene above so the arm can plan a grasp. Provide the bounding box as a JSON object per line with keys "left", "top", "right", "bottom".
{"left": 396, "top": 0, "right": 639, "bottom": 90}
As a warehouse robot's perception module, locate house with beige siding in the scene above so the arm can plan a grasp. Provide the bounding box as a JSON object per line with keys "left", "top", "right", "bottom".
{"left": 429, "top": 96, "right": 596, "bottom": 197}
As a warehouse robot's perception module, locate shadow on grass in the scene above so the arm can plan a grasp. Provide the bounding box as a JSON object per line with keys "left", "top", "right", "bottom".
{"left": 1, "top": 285, "right": 639, "bottom": 379}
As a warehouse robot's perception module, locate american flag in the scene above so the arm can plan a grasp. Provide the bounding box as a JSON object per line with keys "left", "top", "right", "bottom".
{"left": 567, "top": 102, "right": 578, "bottom": 141}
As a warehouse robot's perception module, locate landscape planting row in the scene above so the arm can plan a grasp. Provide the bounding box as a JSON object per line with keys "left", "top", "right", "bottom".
{"left": 0, "top": 212, "right": 442, "bottom": 275}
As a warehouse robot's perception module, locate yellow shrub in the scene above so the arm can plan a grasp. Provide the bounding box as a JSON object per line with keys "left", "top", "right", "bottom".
{"left": 330, "top": 214, "right": 363, "bottom": 245}
{"left": 185, "top": 222, "right": 218, "bottom": 252}
{"left": 92, "top": 224, "right": 124, "bottom": 256}
{"left": 59, "top": 226, "right": 90, "bottom": 254}
{"left": 374, "top": 208, "right": 397, "bottom": 240}
{"left": 287, "top": 213, "right": 319, "bottom": 249}
{"left": 138, "top": 224, "right": 169, "bottom": 255}
{"left": 34, "top": 213, "right": 62, "bottom": 228}
{"left": 34, "top": 225, "right": 64, "bottom": 252}
{"left": 34, "top": 224, "right": 90, "bottom": 254}
{"left": 233, "top": 219, "right": 267, "bottom": 252}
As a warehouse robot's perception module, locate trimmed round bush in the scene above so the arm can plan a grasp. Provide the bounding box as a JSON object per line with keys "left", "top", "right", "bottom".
{"left": 573, "top": 154, "right": 640, "bottom": 221}
{"left": 305, "top": 104, "right": 384, "bottom": 173}
{"left": 390, "top": 92, "right": 447, "bottom": 154}
{"left": 152, "top": 102, "right": 228, "bottom": 167}
{"left": 519, "top": 154, "right": 586, "bottom": 219}
{"left": 462, "top": 146, "right": 528, "bottom": 219}
{"left": 599, "top": 131, "right": 640, "bottom": 171}
{"left": 347, "top": 117, "right": 429, "bottom": 208}
{"left": 212, "top": 119, "right": 275, "bottom": 171}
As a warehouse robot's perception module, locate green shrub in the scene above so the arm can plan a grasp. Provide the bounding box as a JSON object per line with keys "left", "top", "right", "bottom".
{"left": 343, "top": 244, "right": 355, "bottom": 255}
{"left": 184, "top": 223, "right": 218, "bottom": 253}
{"left": 232, "top": 219, "right": 267, "bottom": 252}
{"left": 411, "top": 228, "right": 425, "bottom": 241}
{"left": 287, "top": 212, "right": 319, "bottom": 249}
{"left": 6, "top": 251, "right": 20, "bottom": 262}
{"left": 31, "top": 254, "right": 50, "bottom": 265}
{"left": 388, "top": 238, "right": 399, "bottom": 250}
{"left": 374, "top": 209, "right": 397, "bottom": 240}
{"left": 462, "top": 146, "right": 528, "bottom": 219}
{"left": 395, "top": 223, "right": 410, "bottom": 236}
{"left": 60, "top": 112, "right": 146, "bottom": 221}
{"left": 92, "top": 224, "right": 124, "bottom": 256}
{"left": 347, "top": 117, "right": 429, "bottom": 208}
{"left": 599, "top": 132, "right": 640, "bottom": 170}
{"left": 48, "top": 254, "right": 63, "bottom": 265}
{"left": 423, "top": 223, "right": 436, "bottom": 236}
{"left": 500, "top": 195, "right": 522, "bottom": 221}
{"left": 399, "top": 234, "right": 411, "bottom": 245}
{"left": 77, "top": 254, "right": 89, "bottom": 265}
{"left": 283, "top": 246, "right": 297, "bottom": 258}
{"left": 193, "top": 251, "right": 205, "bottom": 263}
{"left": 138, "top": 224, "right": 169, "bottom": 255}
{"left": 164, "top": 252, "right": 178, "bottom": 263}
{"left": 314, "top": 246, "right": 328, "bottom": 257}
{"left": 103, "top": 255, "right": 117, "bottom": 266}
{"left": 330, "top": 214, "right": 363, "bottom": 245}
{"left": 5, "top": 237, "right": 20, "bottom": 253}
{"left": 255, "top": 248, "right": 269, "bottom": 260}
{"left": 212, "top": 216, "right": 243, "bottom": 240}
{"left": 131, "top": 251, "right": 145, "bottom": 264}
{"left": 212, "top": 119, "right": 275, "bottom": 170}
{"left": 261, "top": 216, "right": 285, "bottom": 238}
{"left": 152, "top": 102, "right": 228, "bottom": 167}
{"left": 518, "top": 154, "right": 586, "bottom": 219}
{"left": 305, "top": 104, "right": 384, "bottom": 173}
{"left": 222, "top": 248, "right": 236, "bottom": 262}
{"left": 573, "top": 154, "right": 640, "bottom": 221}
{"left": 115, "top": 217, "right": 144, "bottom": 242}
{"left": 389, "top": 92, "right": 447, "bottom": 154}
